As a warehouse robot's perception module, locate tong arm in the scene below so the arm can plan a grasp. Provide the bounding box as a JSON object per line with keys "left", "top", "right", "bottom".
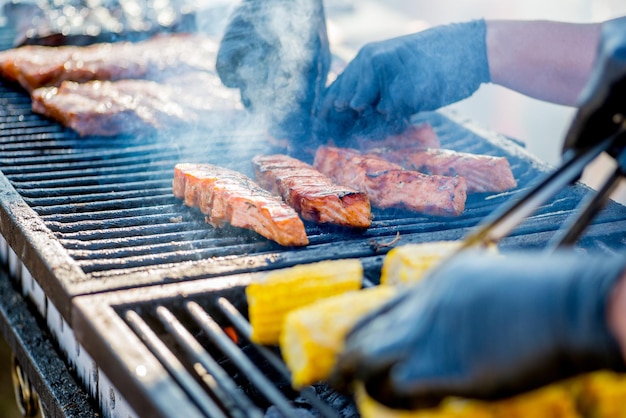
{"left": 458, "top": 134, "right": 619, "bottom": 252}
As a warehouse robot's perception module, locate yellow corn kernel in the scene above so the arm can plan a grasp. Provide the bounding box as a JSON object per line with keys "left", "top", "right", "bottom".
{"left": 354, "top": 383, "right": 493, "bottom": 418}
{"left": 488, "top": 385, "right": 579, "bottom": 418}
{"left": 569, "top": 370, "right": 626, "bottom": 418}
{"left": 246, "top": 259, "right": 363, "bottom": 345}
{"left": 381, "top": 241, "right": 463, "bottom": 285}
{"left": 355, "top": 380, "right": 579, "bottom": 418}
{"left": 280, "top": 285, "right": 397, "bottom": 389}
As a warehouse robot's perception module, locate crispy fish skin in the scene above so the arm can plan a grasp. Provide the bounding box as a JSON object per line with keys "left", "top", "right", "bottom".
{"left": 378, "top": 148, "right": 517, "bottom": 193}
{"left": 173, "top": 163, "right": 309, "bottom": 247}
{"left": 314, "top": 146, "right": 467, "bottom": 217}
{"left": 252, "top": 154, "right": 372, "bottom": 228}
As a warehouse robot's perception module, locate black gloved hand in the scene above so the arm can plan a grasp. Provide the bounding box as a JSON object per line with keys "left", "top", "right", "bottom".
{"left": 562, "top": 17, "right": 626, "bottom": 157}
{"left": 315, "top": 20, "right": 490, "bottom": 142}
{"left": 331, "top": 250, "right": 626, "bottom": 410}
{"left": 216, "top": 0, "right": 330, "bottom": 150}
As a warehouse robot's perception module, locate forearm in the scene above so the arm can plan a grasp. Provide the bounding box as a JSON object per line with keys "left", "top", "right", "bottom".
{"left": 609, "top": 268, "right": 626, "bottom": 361}
{"left": 486, "top": 20, "right": 602, "bottom": 106}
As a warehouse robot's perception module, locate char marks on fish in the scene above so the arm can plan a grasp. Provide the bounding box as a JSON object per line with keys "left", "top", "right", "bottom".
{"left": 375, "top": 148, "right": 517, "bottom": 193}
{"left": 253, "top": 154, "right": 372, "bottom": 228}
{"left": 173, "top": 163, "right": 309, "bottom": 247}
{"left": 314, "top": 146, "right": 467, "bottom": 217}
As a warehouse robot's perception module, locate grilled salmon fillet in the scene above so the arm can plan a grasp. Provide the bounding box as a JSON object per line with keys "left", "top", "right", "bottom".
{"left": 0, "top": 33, "right": 220, "bottom": 92}
{"left": 314, "top": 147, "right": 467, "bottom": 217}
{"left": 173, "top": 163, "right": 308, "bottom": 247}
{"left": 252, "top": 154, "right": 371, "bottom": 228}
{"left": 31, "top": 77, "right": 242, "bottom": 136}
{"left": 376, "top": 148, "right": 517, "bottom": 193}
{"left": 354, "top": 123, "right": 440, "bottom": 152}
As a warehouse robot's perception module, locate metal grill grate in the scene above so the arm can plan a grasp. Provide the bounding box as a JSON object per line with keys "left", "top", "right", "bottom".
{"left": 1, "top": 72, "right": 625, "bottom": 320}
{"left": 1, "top": 74, "right": 620, "bottom": 281}
{"left": 123, "top": 300, "right": 344, "bottom": 418}
{"left": 75, "top": 273, "right": 366, "bottom": 418}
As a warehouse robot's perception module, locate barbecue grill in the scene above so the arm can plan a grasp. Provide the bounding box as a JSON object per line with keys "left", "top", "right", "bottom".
{"left": 0, "top": 20, "right": 624, "bottom": 418}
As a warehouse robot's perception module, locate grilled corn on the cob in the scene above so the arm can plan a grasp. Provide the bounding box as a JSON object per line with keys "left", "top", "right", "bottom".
{"left": 246, "top": 259, "right": 363, "bottom": 345}
{"left": 569, "top": 370, "right": 626, "bottom": 418}
{"left": 280, "top": 285, "right": 397, "bottom": 388}
{"left": 381, "top": 241, "right": 499, "bottom": 285}
{"left": 355, "top": 370, "right": 626, "bottom": 418}
{"left": 381, "top": 241, "right": 462, "bottom": 285}
{"left": 355, "top": 380, "right": 579, "bottom": 418}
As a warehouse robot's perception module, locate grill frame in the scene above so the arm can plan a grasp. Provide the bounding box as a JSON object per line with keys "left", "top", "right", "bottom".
{"left": 0, "top": 265, "right": 95, "bottom": 417}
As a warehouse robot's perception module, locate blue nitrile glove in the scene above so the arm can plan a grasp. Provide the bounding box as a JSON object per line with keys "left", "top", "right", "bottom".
{"left": 330, "top": 250, "right": 626, "bottom": 410}
{"left": 316, "top": 20, "right": 490, "bottom": 142}
{"left": 216, "top": 0, "right": 330, "bottom": 148}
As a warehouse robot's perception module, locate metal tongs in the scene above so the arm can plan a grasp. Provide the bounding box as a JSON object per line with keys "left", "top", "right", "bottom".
{"left": 459, "top": 17, "right": 626, "bottom": 254}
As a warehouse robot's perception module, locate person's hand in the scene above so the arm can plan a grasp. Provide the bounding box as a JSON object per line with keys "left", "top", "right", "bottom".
{"left": 330, "top": 250, "right": 626, "bottom": 410}
{"left": 562, "top": 17, "right": 626, "bottom": 157}
{"left": 216, "top": 0, "right": 330, "bottom": 147}
{"left": 315, "top": 20, "right": 490, "bottom": 142}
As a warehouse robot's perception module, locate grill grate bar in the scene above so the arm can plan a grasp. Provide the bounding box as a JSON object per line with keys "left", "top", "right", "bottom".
{"left": 58, "top": 230, "right": 241, "bottom": 250}
{"left": 19, "top": 180, "right": 172, "bottom": 199}
{"left": 217, "top": 297, "right": 342, "bottom": 418}
{"left": 75, "top": 244, "right": 269, "bottom": 273}
{"left": 1, "top": 155, "right": 179, "bottom": 176}
{"left": 46, "top": 213, "right": 197, "bottom": 234}
{"left": 10, "top": 166, "right": 176, "bottom": 187}
{"left": 55, "top": 220, "right": 196, "bottom": 241}
{"left": 125, "top": 309, "right": 229, "bottom": 418}
{"left": 0, "top": 113, "right": 44, "bottom": 123}
{"left": 30, "top": 194, "right": 176, "bottom": 215}
{"left": 0, "top": 125, "right": 68, "bottom": 137}
{"left": 186, "top": 301, "right": 302, "bottom": 418}
{"left": 0, "top": 143, "right": 180, "bottom": 166}
{"left": 156, "top": 306, "right": 264, "bottom": 418}
{"left": 69, "top": 240, "right": 267, "bottom": 261}
{"left": 39, "top": 204, "right": 182, "bottom": 222}
{"left": 217, "top": 297, "right": 292, "bottom": 376}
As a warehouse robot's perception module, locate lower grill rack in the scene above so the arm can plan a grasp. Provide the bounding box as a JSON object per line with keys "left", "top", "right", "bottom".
{"left": 69, "top": 214, "right": 626, "bottom": 418}
{"left": 74, "top": 273, "right": 359, "bottom": 418}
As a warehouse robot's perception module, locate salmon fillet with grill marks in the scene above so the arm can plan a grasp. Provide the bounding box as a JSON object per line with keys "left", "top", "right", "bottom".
{"left": 252, "top": 154, "right": 372, "bottom": 228}
{"left": 173, "top": 163, "right": 308, "bottom": 247}
{"left": 353, "top": 123, "right": 440, "bottom": 152}
{"left": 314, "top": 147, "right": 467, "bottom": 217}
{"left": 31, "top": 76, "right": 242, "bottom": 136}
{"left": 375, "top": 148, "right": 517, "bottom": 193}
{"left": 0, "top": 33, "right": 219, "bottom": 92}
